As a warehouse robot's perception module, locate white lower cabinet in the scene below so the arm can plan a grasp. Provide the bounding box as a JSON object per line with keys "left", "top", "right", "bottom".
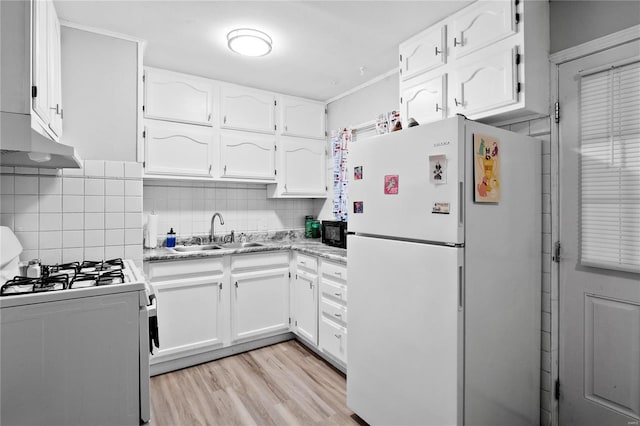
{"left": 230, "top": 252, "right": 290, "bottom": 342}
{"left": 291, "top": 253, "right": 319, "bottom": 345}
{"left": 145, "top": 258, "right": 226, "bottom": 364}
{"left": 318, "top": 259, "right": 348, "bottom": 366}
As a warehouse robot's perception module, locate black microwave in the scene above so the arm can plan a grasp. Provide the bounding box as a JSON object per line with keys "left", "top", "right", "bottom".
{"left": 321, "top": 220, "right": 348, "bottom": 248}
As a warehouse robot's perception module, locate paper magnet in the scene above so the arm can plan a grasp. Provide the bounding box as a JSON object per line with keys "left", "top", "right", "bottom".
{"left": 473, "top": 134, "right": 501, "bottom": 203}
{"left": 432, "top": 202, "right": 450, "bottom": 214}
{"left": 353, "top": 201, "right": 364, "bottom": 214}
{"left": 354, "top": 166, "right": 363, "bottom": 180}
{"left": 429, "top": 155, "right": 447, "bottom": 184}
{"left": 384, "top": 175, "right": 399, "bottom": 194}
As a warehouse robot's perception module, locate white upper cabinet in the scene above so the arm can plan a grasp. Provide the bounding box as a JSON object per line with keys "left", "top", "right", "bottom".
{"left": 268, "top": 137, "right": 327, "bottom": 198}
{"left": 451, "top": 46, "right": 518, "bottom": 117}
{"left": 279, "top": 96, "right": 326, "bottom": 139}
{"left": 144, "top": 120, "right": 212, "bottom": 177}
{"left": 219, "top": 131, "right": 276, "bottom": 181}
{"left": 46, "top": 3, "right": 62, "bottom": 137}
{"left": 451, "top": 0, "right": 516, "bottom": 59}
{"left": 144, "top": 67, "right": 214, "bottom": 126}
{"left": 400, "top": 73, "right": 447, "bottom": 126}
{"left": 399, "top": 0, "right": 549, "bottom": 124}
{"left": 399, "top": 24, "right": 446, "bottom": 81}
{"left": 220, "top": 85, "right": 276, "bottom": 134}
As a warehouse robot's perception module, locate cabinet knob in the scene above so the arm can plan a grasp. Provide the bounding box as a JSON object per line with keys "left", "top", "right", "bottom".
{"left": 334, "top": 271, "right": 342, "bottom": 276}
{"left": 309, "top": 282, "right": 313, "bottom": 290}
{"left": 334, "top": 334, "right": 342, "bottom": 339}
{"left": 454, "top": 37, "right": 462, "bottom": 47}
{"left": 334, "top": 313, "right": 342, "bottom": 317}
{"left": 223, "top": 115, "right": 227, "bottom": 124}
{"left": 218, "top": 282, "right": 222, "bottom": 290}
{"left": 224, "top": 165, "right": 227, "bottom": 174}
{"left": 234, "top": 281, "right": 238, "bottom": 288}
{"left": 435, "top": 46, "right": 442, "bottom": 56}
{"left": 334, "top": 292, "right": 341, "bottom": 297}
{"left": 435, "top": 103, "right": 441, "bottom": 112}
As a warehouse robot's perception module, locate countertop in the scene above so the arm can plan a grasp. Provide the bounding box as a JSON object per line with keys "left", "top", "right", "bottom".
{"left": 144, "top": 240, "right": 347, "bottom": 264}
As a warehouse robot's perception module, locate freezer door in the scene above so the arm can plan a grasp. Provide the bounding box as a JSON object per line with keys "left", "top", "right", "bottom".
{"left": 347, "top": 235, "right": 463, "bottom": 425}
{"left": 348, "top": 116, "right": 465, "bottom": 244}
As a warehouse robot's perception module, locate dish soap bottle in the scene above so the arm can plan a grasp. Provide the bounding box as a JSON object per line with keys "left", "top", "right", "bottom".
{"left": 166, "top": 228, "right": 176, "bottom": 248}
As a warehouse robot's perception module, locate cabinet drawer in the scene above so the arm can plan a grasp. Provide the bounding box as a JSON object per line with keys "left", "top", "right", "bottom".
{"left": 296, "top": 253, "right": 318, "bottom": 272}
{"left": 230, "top": 252, "right": 290, "bottom": 273}
{"left": 320, "top": 298, "right": 347, "bottom": 325}
{"left": 319, "top": 316, "right": 347, "bottom": 365}
{"left": 320, "top": 279, "right": 347, "bottom": 304}
{"left": 145, "top": 257, "right": 224, "bottom": 281}
{"left": 321, "top": 260, "right": 347, "bottom": 283}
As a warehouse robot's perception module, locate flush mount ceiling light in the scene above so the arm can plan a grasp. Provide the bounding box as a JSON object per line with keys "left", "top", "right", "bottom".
{"left": 227, "top": 28, "right": 272, "bottom": 57}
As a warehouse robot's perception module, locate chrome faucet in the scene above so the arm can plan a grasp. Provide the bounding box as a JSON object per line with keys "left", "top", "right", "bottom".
{"left": 210, "top": 212, "right": 224, "bottom": 242}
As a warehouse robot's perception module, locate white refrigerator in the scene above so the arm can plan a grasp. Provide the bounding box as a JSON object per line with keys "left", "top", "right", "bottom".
{"left": 346, "top": 116, "right": 541, "bottom": 426}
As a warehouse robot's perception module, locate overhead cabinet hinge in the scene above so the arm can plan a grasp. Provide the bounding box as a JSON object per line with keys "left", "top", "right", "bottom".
{"left": 31, "top": 86, "right": 37, "bottom": 98}
{"left": 554, "top": 102, "right": 560, "bottom": 123}
{"left": 555, "top": 379, "right": 560, "bottom": 400}
{"left": 274, "top": 124, "right": 277, "bottom": 131}
{"left": 400, "top": 96, "right": 403, "bottom": 104}
{"left": 517, "top": 82, "right": 521, "bottom": 93}
{"left": 288, "top": 271, "right": 291, "bottom": 279}
{"left": 515, "top": 12, "right": 520, "bottom": 24}
{"left": 399, "top": 54, "right": 403, "bottom": 63}
{"left": 274, "top": 169, "right": 277, "bottom": 176}
{"left": 515, "top": 53, "right": 521, "bottom": 65}
{"left": 274, "top": 100, "right": 277, "bottom": 106}
{"left": 142, "top": 105, "right": 145, "bottom": 112}
{"left": 553, "top": 241, "right": 561, "bottom": 263}
{"left": 142, "top": 130, "right": 146, "bottom": 138}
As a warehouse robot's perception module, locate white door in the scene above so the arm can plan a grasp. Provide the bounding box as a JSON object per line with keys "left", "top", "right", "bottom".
{"left": 47, "top": 3, "right": 62, "bottom": 137}
{"left": 31, "top": 0, "right": 50, "bottom": 126}
{"left": 219, "top": 132, "right": 276, "bottom": 180}
{"left": 293, "top": 270, "right": 317, "bottom": 344}
{"left": 558, "top": 40, "right": 640, "bottom": 425}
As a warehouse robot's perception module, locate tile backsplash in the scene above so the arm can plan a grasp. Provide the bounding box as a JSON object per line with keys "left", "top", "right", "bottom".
{"left": 143, "top": 180, "right": 320, "bottom": 243}
{"left": 0, "top": 161, "right": 143, "bottom": 265}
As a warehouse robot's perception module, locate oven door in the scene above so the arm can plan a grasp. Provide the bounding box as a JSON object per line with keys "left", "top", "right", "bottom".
{"left": 139, "top": 290, "right": 157, "bottom": 424}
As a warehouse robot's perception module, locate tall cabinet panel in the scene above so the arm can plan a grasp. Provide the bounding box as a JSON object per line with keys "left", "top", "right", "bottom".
{"left": 46, "top": 3, "right": 62, "bottom": 137}
{"left": 144, "top": 67, "right": 214, "bottom": 126}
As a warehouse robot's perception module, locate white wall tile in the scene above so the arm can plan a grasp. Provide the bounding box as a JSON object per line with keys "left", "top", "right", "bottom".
{"left": 20, "top": 249, "right": 38, "bottom": 262}
{"left": 105, "top": 161, "right": 125, "bottom": 178}
{"left": 124, "top": 180, "right": 142, "bottom": 197}
{"left": 14, "top": 213, "right": 38, "bottom": 232}
{"left": 84, "top": 246, "right": 104, "bottom": 261}
{"left": 125, "top": 212, "right": 142, "bottom": 229}
{"left": 39, "top": 176, "right": 62, "bottom": 195}
{"left": 62, "top": 177, "right": 85, "bottom": 195}
{"left": 84, "top": 195, "right": 105, "bottom": 213}
{"left": 39, "top": 213, "right": 62, "bottom": 231}
{"left": 38, "top": 169, "right": 59, "bottom": 176}
{"left": 105, "top": 229, "right": 124, "bottom": 246}
{"left": 63, "top": 248, "right": 84, "bottom": 263}
{"left": 84, "top": 213, "right": 105, "bottom": 230}
{"left": 105, "top": 245, "right": 125, "bottom": 260}
{"left": 62, "top": 195, "right": 84, "bottom": 213}
{"left": 1, "top": 167, "right": 15, "bottom": 174}
{"left": 105, "top": 212, "right": 125, "bottom": 229}
{"left": 39, "top": 195, "right": 62, "bottom": 213}
{"left": 0, "top": 175, "right": 14, "bottom": 194}
{"left": 124, "top": 162, "right": 143, "bottom": 178}
{"left": 39, "top": 248, "right": 61, "bottom": 265}
{"left": 14, "top": 167, "right": 38, "bottom": 175}
{"left": 62, "top": 163, "right": 84, "bottom": 176}
{"left": 124, "top": 244, "right": 142, "bottom": 261}
{"left": 105, "top": 196, "right": 125, "bottom": 212}
{"left": 1, "top": 195, "right": 14, "bottom": 214}
{"left": 63, "top": 213, "right": 84, "bottom": 230}
{"left": 84, "top": 230, "right": 105, "bottom": 247}
{"left": 125, "top": 196, "right": 142, "bottom": 213}
{"left": 15, "top": 231, "right": 39, "bottom": 250}
{"left": 85, "top": 179, "right": 105, "bottom": 196}
{"left": 14, "top": 176, "right": 39, "bottom": 195}
{"left": 15, "top": 195, "right": 38, "bottom": 213}
{"left": 124, "top": 228, "right": 142, "bottom": 245}
{"left": 39, "top": 231, "right": 62, "bottom": 250}
{"left": 63, "top": 230, "right": 84, "bottom": 248}
{"left": 105, "top": 179, "right": 125, "bottom": 196}
{"left": 84, "top": 160, "right": 105, "bottom": 177}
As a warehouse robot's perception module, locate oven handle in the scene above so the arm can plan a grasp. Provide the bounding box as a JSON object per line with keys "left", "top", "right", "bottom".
{"left": 147, "top": 294, "right": 159, "bottom": 353}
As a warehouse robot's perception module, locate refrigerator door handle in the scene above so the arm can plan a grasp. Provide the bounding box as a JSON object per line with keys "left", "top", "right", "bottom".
{"left": 459, "top": 181, "right": 464, "bottom": 226}
{"left": 458, "top": 265, "right": 464, "bottom": 311}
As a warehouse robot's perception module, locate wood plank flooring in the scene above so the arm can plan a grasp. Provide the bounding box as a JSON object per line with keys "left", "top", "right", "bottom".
{"left": 150, "top": 340, "right": 367, "bottom": 426}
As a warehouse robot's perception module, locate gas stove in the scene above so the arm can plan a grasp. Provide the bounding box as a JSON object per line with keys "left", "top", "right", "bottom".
{"left": 1, "top": 258, "right": 130, "bottom": 296}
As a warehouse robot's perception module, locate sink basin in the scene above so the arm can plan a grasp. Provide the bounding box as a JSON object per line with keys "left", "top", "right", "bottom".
{"left": 171, "top": 244, "right": 222, "bottom": 252}
{"left": 221, "top": 242, "right": 264, "bottom": 249}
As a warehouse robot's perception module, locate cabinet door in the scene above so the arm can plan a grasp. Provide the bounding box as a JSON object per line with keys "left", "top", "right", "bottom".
{"left": 451, "top": 46, "right": 518, "bottom": 117}
{"left": 319, "top": 316, "right": 347, "bottom": 365}
{"left": 399, "top": 25, "right": 446, "bottom": 81}
{"left": 231, "top": 269, "right": 289, "bottom": 342}
{"left": 220, "top": 86, "right": 275, "bottom": 134}
{"left": 47, "top": 3, "right": 62, "bottom": 138}
{"left": 144, "top": 68, "right": 214, "bottom": 126}
{"left": 451, "top": 0, "right": 516, "bottom": 59}
{"left": 400, "top": 73, "right": 447, "bottom": 127}
{"left": 219, "top": 132, "right": 275, "bottom": 181}
{"left": 277, "top": 137, "right": 326, "bottom": 196}
{"left": 293, "top": 270, "right": 318, "bottom": 345}
{"left": 144, "top": 121, "right": 212, "bottom": 177}
{"left": 152, "top": 276, "right": 225, "bottom": 361}
{"left": 31, "top": 0, "right": 50, "bottom": 126}
{"left": 280, "top": 96, "right": 325, "bottom": 139}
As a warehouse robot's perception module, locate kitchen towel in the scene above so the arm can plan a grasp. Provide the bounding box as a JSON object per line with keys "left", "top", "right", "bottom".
{"left": 145, "top": 213, "right": 159, "bottom": 249}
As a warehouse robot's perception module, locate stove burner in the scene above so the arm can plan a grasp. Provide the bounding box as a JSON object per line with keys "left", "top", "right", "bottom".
{"left": 79, "top": 259, "right": 124, "bottom": 273}
{"left": 1, "top": 275, "right": 69, "bottom": 295}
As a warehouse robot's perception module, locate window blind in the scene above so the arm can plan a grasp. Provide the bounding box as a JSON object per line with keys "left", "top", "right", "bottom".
{"left": 579, "top": 60, "right": 640, "bottom": 272}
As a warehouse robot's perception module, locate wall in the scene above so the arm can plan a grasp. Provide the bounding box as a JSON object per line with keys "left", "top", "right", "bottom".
{"left": 61, "top": 27, "right": 139, "bottom": 161}
{"left": 550, "top": 0, "right": 640, "bottom": 53}
{"left": 143, "top": 181, "right": 319, "bottom": 243}
{"left": 0, "top": 161, "right": 143, "bottom": 266}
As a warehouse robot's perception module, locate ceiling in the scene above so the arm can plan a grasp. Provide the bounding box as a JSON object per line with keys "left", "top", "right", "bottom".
{"left": 54, "top": 1, "right": 473, "bottom": 102}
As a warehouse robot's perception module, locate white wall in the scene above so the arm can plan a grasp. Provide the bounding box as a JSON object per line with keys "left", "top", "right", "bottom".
{"left": 61, "top": 27, "right": 138, "bottom": 161}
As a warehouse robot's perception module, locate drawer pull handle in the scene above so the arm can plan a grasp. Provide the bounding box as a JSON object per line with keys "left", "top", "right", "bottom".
{"left": 334, "top": 271, "right": 342, "bottom": 276}
{"left": 435, "top": 46, "right": 442, "bottom": 56}
{"left": 300, "top": 261, "right": 306, "bottom": 265}
{"left": 334, "top": 334, "right": 342, "bottom": 339}
{"left": 334, "top": 313, "right": 342, "bottom": 317}
{"left": 218, "top": 282, "right": 222, "bottom": 290}
{"left": 454, "top": 37, "right": 462, "bottom": 47}
{"left": 235, "top": 281, "right": 238, "bottom": 288}
{"left": 334, "top": 292, "right": 342, "bottom": 297}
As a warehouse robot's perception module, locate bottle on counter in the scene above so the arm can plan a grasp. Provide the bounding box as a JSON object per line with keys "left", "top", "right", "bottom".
{"left": 166, "top": 228, "right": 176, "bottom": 248}
{"left": 26, "top": 259, "right": 41, "bottom": 278}
{"left": 305, "top": 216, "right": 313, "bottom": 238}
{"left": 311, "top": 220, "right": 321, "bottom": 238}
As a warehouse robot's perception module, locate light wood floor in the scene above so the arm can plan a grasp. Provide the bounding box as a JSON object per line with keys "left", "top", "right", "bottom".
{"left": 150, "top": 340, "right": 367, "bottom": 426}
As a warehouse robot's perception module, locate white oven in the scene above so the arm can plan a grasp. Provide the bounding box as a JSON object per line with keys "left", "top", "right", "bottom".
{"left": 0, "top": 259, "right": 157, "bottom": 426}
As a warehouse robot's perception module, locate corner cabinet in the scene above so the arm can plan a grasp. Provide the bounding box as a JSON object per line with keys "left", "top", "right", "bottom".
{"left": 399, "top": 0, "right": 549, "bottom": 125}
{"left": 229, "top": 252, "right": 290, "bottom": 343}
{"left": 144, "top": 67, "right": 214, "bottom": 126}
{"left": 267, "top": 137, "right": 327, "bottom": 198}
{"left": 143, "top": 120, "right": 212, "bottom": 177}
{"left": 145, "top": 258, "right": 227, "bottom": 364}
{"left": 279, "top": 96, "right": 326, "bottom": 139}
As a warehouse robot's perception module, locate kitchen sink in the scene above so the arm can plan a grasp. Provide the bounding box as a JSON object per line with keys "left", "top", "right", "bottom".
{"left": 220, "top": 242, "right": 264, "bottom": 249}
{"left": 171, "top": 244, "right": 222, "bottom": 252}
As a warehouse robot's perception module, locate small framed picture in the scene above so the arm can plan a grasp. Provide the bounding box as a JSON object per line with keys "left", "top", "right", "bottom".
{"left": 353, "top": 201, "right": 364, "bottom": 213}
{"left": 473, "top": 134, "right": 501, "bottom": 203}
{"left": 384, "top": 175, "right": 399, "bottom": 194}
{"left": 354, "top": 166, "right": 363, "bottom": 180}
{"left": 429, "top": 155, "right": 447, "bottom": 184}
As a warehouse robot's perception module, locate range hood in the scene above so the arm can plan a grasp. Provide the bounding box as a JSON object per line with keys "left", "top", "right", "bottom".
{"left": 1, "top": 112, "right": 82, "bottom": 169}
